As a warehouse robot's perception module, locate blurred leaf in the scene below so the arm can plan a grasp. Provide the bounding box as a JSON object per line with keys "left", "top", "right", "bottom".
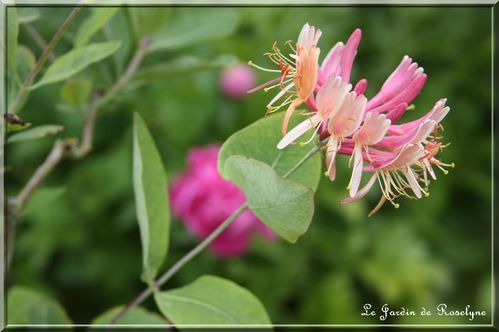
{"left": 8, "top": 125, "right": 64, "bottom": 144}
{"left": 136, "top": 54, "right": 237, "bottom": 81}
{"left": 149, "top": 8, "right": 239, "bottom": 52}
{"left": 4, "top": 113, "right": 30, "bottom": 133}
{"left": 7, "top": 286, "right": 72, "bottom": 324}
{"left": 219, "top": 112, "right": 322, "bottom": 191}
{"left": 74, "top": 8, "right": 119, "bottom": 46}
{"left": 60, "top": 80, "right": 92, "bottom": 106}
{"left": 7, "top": 8, "right": 18, "bottom": 74}
{"left": 102, "top": 9, "right": 132, "bottom": 73}
{"left": 223, "top": 156, "right": 314, "bottom": 243}
{"left": 133, "top": 113, "right": 169, "bottom": 283}
{"left": 30, "top": 41, "right": 122, "bottom": 89}
{"left": 17, "top": 8, "right": 41, "bottom": 24}
{"left": 22, "top": 187, "right": 66, "bottom": 217}
{"left": 92, "top": 306, "right": 168, "bottom": 325}
{"left": 128, "top": 8, "right": 171, "bottom": 42}
{"left": 154, "top": 275, "right": 271, "bottom": 325}
{"left": 16, "top": 45, "right": 36, "bottom": 82}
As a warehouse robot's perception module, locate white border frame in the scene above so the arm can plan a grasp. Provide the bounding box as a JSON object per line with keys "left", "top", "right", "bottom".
{"left": 0, "top": 1, "right": 495, "bottom": 330}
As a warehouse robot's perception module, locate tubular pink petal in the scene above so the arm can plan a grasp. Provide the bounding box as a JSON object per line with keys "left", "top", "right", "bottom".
{"left": 348, "top": 144, "right": 364, "bottom": 197}
{"left": 266, "top": 82, "right": 295, "bottom": 108}
{"left": 277, "top": 113, "right": 322, "bottom": 149}
{"left": 320, "top": 42, "right": 344, "bottom": 82}
{"left": 405, "top": 167, "right": 423, "bottom": 198}
{"left": 340, "top": 173, "right": 377, "bottom": 204}
{"left": 354, "top": 79, "right": 368, "bottom": 95}
{"left": 282, "top": 99, "right": 301, "bottom": 135}
{"left": 340, "top": 28, "right": 362, "bottom": 83}
{"left": 385, "top": 102, "right": 408, "bottom": 123}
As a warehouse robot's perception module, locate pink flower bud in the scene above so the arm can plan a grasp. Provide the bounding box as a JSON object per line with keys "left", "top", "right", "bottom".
{"left": 219, "top": 64, "right": 256, "bottom": 98}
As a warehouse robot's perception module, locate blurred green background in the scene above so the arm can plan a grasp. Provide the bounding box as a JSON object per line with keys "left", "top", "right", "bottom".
{"left": 6, "top": 5, "right": 492, "bottom": 325}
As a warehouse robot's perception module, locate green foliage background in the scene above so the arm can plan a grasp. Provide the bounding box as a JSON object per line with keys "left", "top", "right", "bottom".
{"left": 6, "top": 6, "right": 492, "bottom": 325}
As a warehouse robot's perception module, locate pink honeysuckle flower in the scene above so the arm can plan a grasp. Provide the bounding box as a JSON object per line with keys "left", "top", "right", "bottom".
{"left": 324, "top": 79, "right": 367, "bottom": 181}
{"left": 251, "top": 23, "right": 453, "bottom": 214}
{"left": 347, "top": 112, "right": 391, "bottom": 197}
{"left": 169, "top": 145, "right": 275, "bottom": 258}
{"left": 219, "top": 64, "right": 256, "bottom": 99}
{"left": 248, "top": 23, "right": 322, "bottom": 135}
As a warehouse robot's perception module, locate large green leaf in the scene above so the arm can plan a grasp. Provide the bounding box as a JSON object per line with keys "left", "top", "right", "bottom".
{"left": 128, "top": 7, "right": 171, "bottom": 42}
{"left": 133, "top": 113, "right": 169, "bottom": 283}
{"left": 7, "top": 286, "right": 72, "bottom": 324}
{"left": 92, "top": 306, "right": 168, "bottom": 325}
{"left": 154, "top": 275, "right": 271, "bottom": 325}
{"left": 74, "top": 8, "right": 119, "bottom": 46}
{"left": 224, "top": 156, "right": 315, "bottom": 243}
{"left": 149, "top": 8, "right": 239, "bottom": 52}
{"left": 219, "top": 112, "right": 322, "bottom": 191}
{"left": 30, "top": 41, "right": 121, "bottom": 89}
{"left": 8, "top": 125, "right": 64, "bottom": 144}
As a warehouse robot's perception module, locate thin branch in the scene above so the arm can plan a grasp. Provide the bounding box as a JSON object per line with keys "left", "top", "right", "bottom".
{"left": 24, "top": 23, "right": 57, "bottom": 62}
{"left": 14, "top": 140, "right": 74, "bottom": 212}
{"left": 110, "top": 203, "right": 249, "bottom": 325}
{"left": 9, "top": 5, "right": 83, "bottom": 114}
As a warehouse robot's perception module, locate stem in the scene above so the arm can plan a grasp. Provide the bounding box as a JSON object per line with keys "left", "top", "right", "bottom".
{"left": 110, "top": 203, "right": 249, "bottom": 325}
{"left": 110, "top": 140, "right": 325, "bottom": 324}
{"left": 15, "top": 140, "right": 74, "bottom": 212}
{"left": 24, "top": 23, "right": 57, "bottom": 62}
{"left": 283, "top": 143, "right": 321, "bottom": 178}
{"left": 9, "top": 5, "right": 83, "bottom": 114}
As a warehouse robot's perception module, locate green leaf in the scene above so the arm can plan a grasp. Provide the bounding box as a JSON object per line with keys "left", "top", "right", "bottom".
{"left": 154, "top": 275, "right": 271, "bottom": 325}
{"left": 74, "top": 8, "right": 119, "bottom": 46}
{"left": 219, "top": 112, "right": 322, "bottom": 191}
{"left": 17, "top": 8, "right": 41, "bottom": 24}
{"left": 8, "top": 125, "right": 64, "bottom": 144}
{"left": 16, "top": 45, "right": 36, "bottom": 82}
{"left": 30, "top": 41, "right": 122, "bottom": 89}
{"left": 224, "top": 156, "right": 315, "bottom": 243}
{"left": 7, "top": 286, "right": 72, "bottom": 324}
{"left": 133, "top": 113, "right": 170, "bottom": 283}
{"left": 92, "top": 306, "right": 168, "bottom": 325}
{"left": 7, "top": 8, "right": 18, "bottom": 74}
{"left": 128, "top": 7, "right": 171, "bottom": 42}
{"left": 149, "top": 8, "right": 239, "bottom": 52}
{"left": 136, "top": 54, "right": 237, "bottom": 81}
{"left": 60, "top": 80, "right": 92, "bottom": 106}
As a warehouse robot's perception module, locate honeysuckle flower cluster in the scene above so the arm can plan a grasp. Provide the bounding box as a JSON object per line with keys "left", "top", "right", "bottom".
{"left": 170, "top": 145, "right": 275, "bottom": 257}
{"left": 250, "top": 23, "right": 454, "bottom": 215}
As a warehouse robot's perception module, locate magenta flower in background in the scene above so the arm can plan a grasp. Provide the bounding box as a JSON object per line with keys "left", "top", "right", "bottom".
{"left": 170, "top": 145, "right": 275, "bottom": 258}
{"left": 219, "top": 64, "right": 256, "bottom": 98}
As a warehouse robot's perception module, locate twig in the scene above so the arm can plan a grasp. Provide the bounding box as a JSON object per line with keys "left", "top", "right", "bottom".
{"left": 6, "top": 37, "right": 151, "bottom": 270}
{"left": 24, "top": 23, "right": 57, "bottom": 62}
{"left": 9, "top": 5, "right": 83, "bottom": 114}
{"left": 110, "top": 203, "right": 249, "bottom": 325}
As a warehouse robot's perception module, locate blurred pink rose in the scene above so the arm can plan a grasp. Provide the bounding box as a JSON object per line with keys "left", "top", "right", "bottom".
{"left": 169, "top": 145, "right": 275, "bottom": 257}
{"left": 219, "top": 64, "right": 256, "bottom": 98}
